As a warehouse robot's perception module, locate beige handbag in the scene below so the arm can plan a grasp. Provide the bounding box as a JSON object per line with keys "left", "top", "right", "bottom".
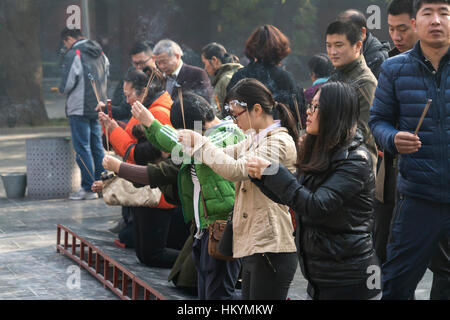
{"left": 101, "top": 144, "right": 162, "bottom": 207}
{"left": 102, "top": 175, "right": 161, "bottom": 207}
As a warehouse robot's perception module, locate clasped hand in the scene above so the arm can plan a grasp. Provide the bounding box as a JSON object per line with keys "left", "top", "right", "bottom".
{"left": 246, "top": 156, "right": 271, "bottom": 180}
{"left": 98, "top": 111, "right": 118, "bottom": 131}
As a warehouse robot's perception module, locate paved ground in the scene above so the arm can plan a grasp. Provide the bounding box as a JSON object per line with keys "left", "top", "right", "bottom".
{"left": 0, "top": 89, "right": 434, "bottom": 300}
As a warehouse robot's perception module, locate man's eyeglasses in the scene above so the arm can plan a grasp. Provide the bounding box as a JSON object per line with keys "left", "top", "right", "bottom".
{"left": 307, "top": 104, "right": 320, "bottom": 113}
{"left": 133, "top": 57, "right": 151, "bottom": 68}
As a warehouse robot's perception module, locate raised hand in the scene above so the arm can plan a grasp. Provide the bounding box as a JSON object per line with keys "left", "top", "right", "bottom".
{"left": 95, "top": 101, "right": 106, "bottom": 112}
{"left": 98, "top": 112, "right": 118, "bottom": 131}
{"left": 102, "top": 155, "right": 122, "bottom": 173}
{"left": 178, "top": 129, "right": 203, "bottom": 148}
{"left": 131, "top": 101, "right": 155, "bottom": 127}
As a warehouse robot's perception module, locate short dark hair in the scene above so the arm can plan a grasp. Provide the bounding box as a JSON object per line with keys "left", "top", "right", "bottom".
{"left": 201, "top": 42, "right": 234, "bottom": 64}
{"left": 244, "top": 25, "right": 291, "bottom": 65}
{"left": 413, "top": 0, "right": 450, "bottom": 16}
{"left": 326, "top": 20, "right": 362, "bottom": 46}
{"left": 129, "top": 41, "right": 154, "bottom": 56}
{"left": 308, "top": 54, "right": 334, "bottom": 78}
{"left": 170, "top": 92, "right": 215, "bottom": 131}
{"left": 388, "top": 0, "right": 415, "bottom": 17}
{"left": 60, "top": 27, "right": 83, "bottom": 40}
{"left": 123, "top": 67, "right": 165, "bottom": 105}
{"left": 338, "top": 9, "right": 367, "bottom": 29}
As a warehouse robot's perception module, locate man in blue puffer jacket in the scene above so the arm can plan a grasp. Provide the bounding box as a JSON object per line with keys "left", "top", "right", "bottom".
{"left": 369, "top": 0, "right": 450, "bottom": 299}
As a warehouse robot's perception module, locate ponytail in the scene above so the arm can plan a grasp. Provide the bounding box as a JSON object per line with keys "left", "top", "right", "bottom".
{"left": 275, "top": 102, "right": 299, "bottom": 151}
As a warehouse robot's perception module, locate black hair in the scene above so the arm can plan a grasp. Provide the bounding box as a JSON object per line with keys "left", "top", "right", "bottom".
{"left": 123, "top": 67, "right": 165, "bottom": 106}
{"left": 297, "top": 81, "right": 359, "bottom": 174}
{"left": 307, "top": 54, "right": 334, "bottom": 78}
{"left": 60, "top": 27, "right": 83, "bottom": 40}
{"left": 132, "top": 124, "right": 163, "bottom": 165}
{"left": 388, "top": 0, "right": 415, "bottom": 17}
{"left": 326, "top": 20, "right": 362, "bottom": 46}
{"left": 129, "top": 41, "right": 154, "bottom": 56}
{"left": 226, "top": 78, "right": 299, "bottom": 148}
{"left": 338, "top": 9, "right": 367, "bottom": 29}
{"left": 413, "top": 0, "right": 450, "bottom": 16}
{"left": 170, "top": 91, "right": 216, "bottom": 131}
{"left": 201, "top": 42, "right": 234, "bottom": 64}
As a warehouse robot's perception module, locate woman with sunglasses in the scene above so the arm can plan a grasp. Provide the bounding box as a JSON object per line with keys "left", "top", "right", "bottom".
{"left": 178, "top": 78, "right": 299, "bottom": 300}
{"left": 247, "top": 81, "right": 381, "bottom": 300}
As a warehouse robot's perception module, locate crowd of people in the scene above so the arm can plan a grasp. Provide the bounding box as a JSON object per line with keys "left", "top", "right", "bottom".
{"left": 58, "top": 0, "right": 449, "bottom": 300}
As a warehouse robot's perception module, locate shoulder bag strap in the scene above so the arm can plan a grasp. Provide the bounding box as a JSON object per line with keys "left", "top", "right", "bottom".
{"left": 123, "top": 144, "right": 136, "bottom": 163}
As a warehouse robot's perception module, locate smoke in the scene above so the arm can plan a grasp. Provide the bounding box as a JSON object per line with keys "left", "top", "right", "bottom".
{"left": 135, "top": 12, "right": 167, "bottom": 44}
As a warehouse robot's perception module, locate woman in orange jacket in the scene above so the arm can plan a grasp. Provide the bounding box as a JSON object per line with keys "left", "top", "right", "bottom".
{"left": 94, "top": 67, "right": 189, "bottom": 268}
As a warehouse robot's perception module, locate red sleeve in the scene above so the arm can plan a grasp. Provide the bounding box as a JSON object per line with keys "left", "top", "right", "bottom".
{"left": 151, "top": 108, "right": 172, "bottom": 126}
{"left": 109, "top": 127, "right": 137, "bottom": 164}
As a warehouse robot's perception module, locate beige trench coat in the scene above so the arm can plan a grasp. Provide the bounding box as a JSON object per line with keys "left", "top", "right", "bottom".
{"left": 190, "top": 127, "right": 298, "bottom": 258}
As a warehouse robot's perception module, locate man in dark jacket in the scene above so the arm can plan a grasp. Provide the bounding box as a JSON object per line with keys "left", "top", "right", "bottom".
{"left": 326, "top": 20, "right": 378, "bottom": 164}
{"left": 374, "top": 0, "right": 420, "bottom": 267}
{"left": 109, "top": 41, "right": 156, "bottom": 122}
{"left": 338, "top": 9, "right": 390, "bottom": 78}
{"left": 59, "top": 28, "right": 109, "bottom": 200}
{"left": 153, "top": 39, "right": 213, "bottom": 103}
{"left": 369, "top": 0, "right": 450, "bottom": 300}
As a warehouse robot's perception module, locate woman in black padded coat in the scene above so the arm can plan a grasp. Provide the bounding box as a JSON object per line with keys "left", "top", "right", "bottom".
{"left": 246, "top": 82, "right": 381, "bottom": 300}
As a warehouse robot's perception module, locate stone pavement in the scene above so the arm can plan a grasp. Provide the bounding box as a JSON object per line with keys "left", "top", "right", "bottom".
{"left": 0, "top": 125, "right": 433, "bottom": 300}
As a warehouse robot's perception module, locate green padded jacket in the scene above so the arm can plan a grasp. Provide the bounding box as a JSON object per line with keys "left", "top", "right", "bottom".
{"left": 145, "top": 119, "right": 245, "bottom": 229}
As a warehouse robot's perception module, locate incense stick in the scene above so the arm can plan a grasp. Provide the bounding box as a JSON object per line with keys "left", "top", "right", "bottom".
{"left": 105, "top": 99, "right": 113, "bottom": 153}
{"left": 77, "top": 154, "right": 95, "bottom": 181}
{"left": 178, "top": 87, "right": 186, "bottom": 129}
{"left": 215, "top": 95, "right": 222, "bottom": 113}
{"left": 414, "top": 99, "right": 432, "bottom": 136}
{"left": 105, "top": 127, "right": 110, "bottom": 153}
{"left": 141, "top": 71, "right": 156, "bottom": 103}
{"left": 89, "top": 76, "right": 101, "bottom": 104}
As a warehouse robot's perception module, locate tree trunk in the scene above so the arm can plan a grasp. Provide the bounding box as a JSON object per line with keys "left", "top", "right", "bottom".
{"left": 0, "top": 0, "right": 48, "bottom": 128}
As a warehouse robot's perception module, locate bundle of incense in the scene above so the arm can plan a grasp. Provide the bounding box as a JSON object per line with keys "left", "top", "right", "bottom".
{"left": 177, "top": 87, "right": 187, "bottom": 129}
{"left": 292, "top": 95, "right": 303, "bottom": 131}
{"left": 414, "top": 99, "right": 432, "bottom": 136}
{"left": 141, "top": 71, "right": 156, "bottom": 103}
